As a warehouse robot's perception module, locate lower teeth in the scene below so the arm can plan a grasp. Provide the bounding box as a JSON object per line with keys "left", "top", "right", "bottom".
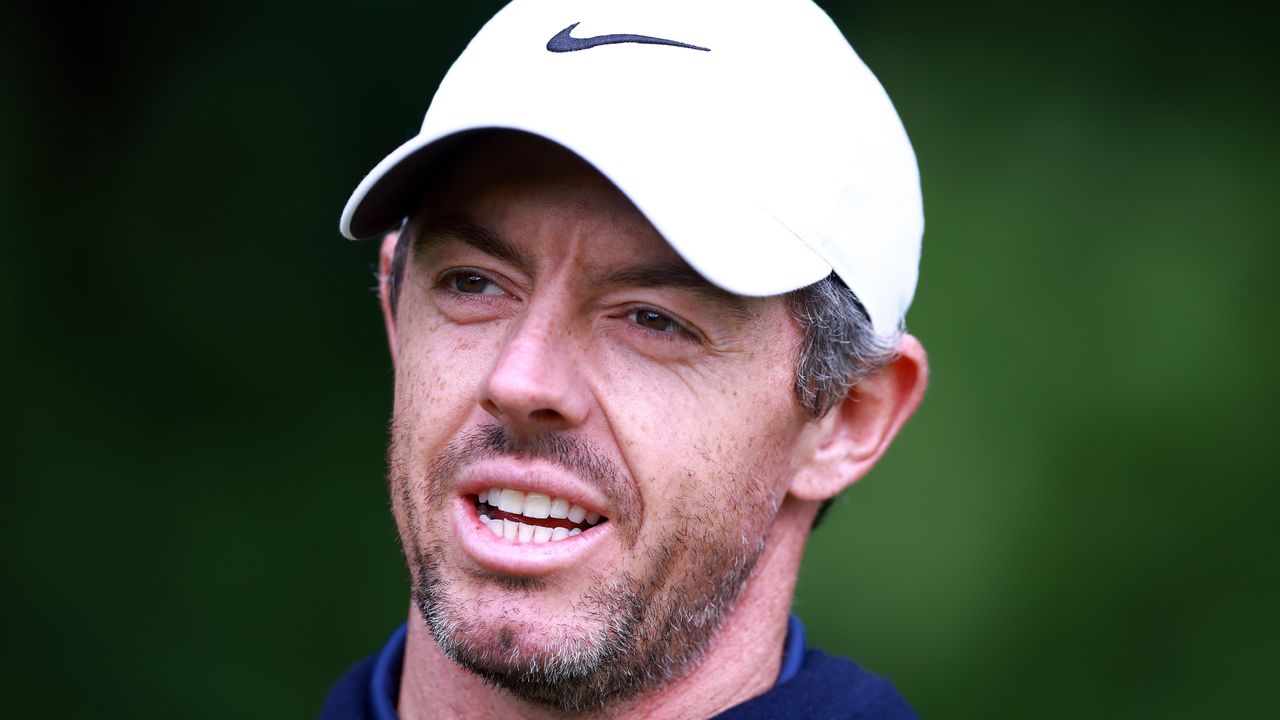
{"left": 480, "top": 514, "right": 582, "bottom": 543}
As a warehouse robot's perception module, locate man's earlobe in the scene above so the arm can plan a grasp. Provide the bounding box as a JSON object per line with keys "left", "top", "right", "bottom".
{"left": 789, "top": 334, "right": 929, "bottom": 502}
{"left": 379, "top": 231, "right": 400, "bottom": 363}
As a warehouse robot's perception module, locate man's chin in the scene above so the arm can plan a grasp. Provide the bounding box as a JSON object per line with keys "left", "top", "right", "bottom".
{"left": 414, "top": 575, "right": 645, "bottom": 712}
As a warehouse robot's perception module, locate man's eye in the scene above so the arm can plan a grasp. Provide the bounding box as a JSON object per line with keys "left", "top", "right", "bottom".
{"left": 452, "top": 273, "right": 503, "bottom": 295}
{"left": 631, "top": 308, "right": 679, "bottom": 333}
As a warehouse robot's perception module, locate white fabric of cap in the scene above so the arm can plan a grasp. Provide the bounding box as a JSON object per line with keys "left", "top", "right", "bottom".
{"left": 340, "top": 0, "right": 923, "bottom": 339}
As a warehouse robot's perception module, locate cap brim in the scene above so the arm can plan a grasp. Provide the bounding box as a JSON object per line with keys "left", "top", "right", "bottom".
{"left": 340, "top": 124, "right": 832, "bottom": 298}
{"left": 340, "top": 131, "right": 467, "bottom": 241}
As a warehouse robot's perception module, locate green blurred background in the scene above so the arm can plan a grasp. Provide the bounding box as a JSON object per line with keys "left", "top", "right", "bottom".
{"left": 3, "top": 1, "right": 1275, "bottom": 717}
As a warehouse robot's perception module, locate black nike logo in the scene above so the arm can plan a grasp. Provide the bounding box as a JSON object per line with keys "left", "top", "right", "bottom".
{"left": 546, "top": 22, "right": 710, "bottom": 53}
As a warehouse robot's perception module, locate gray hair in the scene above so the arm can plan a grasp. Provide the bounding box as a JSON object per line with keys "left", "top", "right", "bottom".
{"left": 387, "top": 243, "right": 897, "bottom": 527}
{"left": 786, "top": 274, "right": 899, "bottom": 419}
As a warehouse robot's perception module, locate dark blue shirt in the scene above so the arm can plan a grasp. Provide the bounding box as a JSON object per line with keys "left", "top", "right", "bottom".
{"left": 321, "top": 616, "right": 917, "bottom": 719}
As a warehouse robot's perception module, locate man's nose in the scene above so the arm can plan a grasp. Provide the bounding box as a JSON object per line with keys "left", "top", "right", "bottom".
{"left": 478, "top": 307, "right": 590, "bottom": 434}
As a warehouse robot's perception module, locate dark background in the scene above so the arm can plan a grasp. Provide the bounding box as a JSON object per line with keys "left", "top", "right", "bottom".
{"left": 3, "top": 1, "right": 1276, "bottom": 717}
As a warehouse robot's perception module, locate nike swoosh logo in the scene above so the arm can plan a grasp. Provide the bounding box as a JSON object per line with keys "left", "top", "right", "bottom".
{"left": 546, "top": 22, "right": 710, "bottom": 53}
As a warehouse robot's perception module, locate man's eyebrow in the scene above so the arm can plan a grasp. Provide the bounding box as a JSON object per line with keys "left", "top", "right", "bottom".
{"left": 412, "top": 217, "right": 751, "bottom": 318}
{"left": 412, "top": 216, "right": 532, "bottom": 272}
{"left": 598, "top": 261, "right": 752, "bottom": 319}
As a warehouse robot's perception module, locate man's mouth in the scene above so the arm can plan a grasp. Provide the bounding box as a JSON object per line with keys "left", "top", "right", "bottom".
{"left": 474, "top": 488, "right": 607, "bottom": 543}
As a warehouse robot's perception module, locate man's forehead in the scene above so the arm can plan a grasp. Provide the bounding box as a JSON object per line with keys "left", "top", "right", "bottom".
{"left": 412, "top": 138, "right": 674, "bottom": 258}
{"left": 417, "top": 132, "right": 615, "bottom": 204}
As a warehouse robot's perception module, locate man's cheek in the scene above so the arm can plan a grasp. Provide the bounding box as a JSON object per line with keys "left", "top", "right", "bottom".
{"left": 396, "top": 337, "right": 485, "bottom": 415}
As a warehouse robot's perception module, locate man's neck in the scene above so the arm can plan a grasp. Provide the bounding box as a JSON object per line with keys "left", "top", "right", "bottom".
{"left": 397, "top": 503, "right": 812, "bottom": 720}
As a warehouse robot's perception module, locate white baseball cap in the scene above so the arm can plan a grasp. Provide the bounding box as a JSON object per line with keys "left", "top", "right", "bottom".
{"left": 340, "top": 0, "right": 923, "bottom": 339}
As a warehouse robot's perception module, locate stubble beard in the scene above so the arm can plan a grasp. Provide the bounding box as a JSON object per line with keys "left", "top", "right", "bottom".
{"left": 387, "top": 421, "right": 779, "bottom": 713}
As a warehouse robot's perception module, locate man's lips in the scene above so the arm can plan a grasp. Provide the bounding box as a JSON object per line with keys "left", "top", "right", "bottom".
{"left": 449, "top": 456, "right": 620, "bottom": 575}
{"left": 450, "top": 495, "right": 615, "bottom": 577}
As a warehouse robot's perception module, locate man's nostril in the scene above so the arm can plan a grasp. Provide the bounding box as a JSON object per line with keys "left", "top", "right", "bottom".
{"left": 529, "top": 409, "right": 563, "bottom": 425}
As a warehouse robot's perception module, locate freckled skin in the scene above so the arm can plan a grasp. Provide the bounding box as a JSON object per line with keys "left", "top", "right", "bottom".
{"left": 380, "top": 135, "right": 915, "bottom": 719}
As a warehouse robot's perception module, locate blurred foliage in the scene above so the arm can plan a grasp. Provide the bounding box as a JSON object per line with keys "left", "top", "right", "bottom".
{"left": 2, "top": 1, "right": 1275, "bottom": 717}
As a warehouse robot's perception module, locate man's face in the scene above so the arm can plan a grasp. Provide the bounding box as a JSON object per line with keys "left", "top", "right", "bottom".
{"left": 387, "top": 135, "right": 818, "bottom": 710}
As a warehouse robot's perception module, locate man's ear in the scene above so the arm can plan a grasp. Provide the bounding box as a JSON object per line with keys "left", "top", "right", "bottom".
{"left": 379, "top": 231, "right": 400, "bottom": 364}
{"left": 789, "top": 334, "right": 929, "bottom": 502}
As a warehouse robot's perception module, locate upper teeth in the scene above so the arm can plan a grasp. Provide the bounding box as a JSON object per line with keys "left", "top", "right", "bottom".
{"left": 479, "top": 488, "right": 603, "bottom": 525}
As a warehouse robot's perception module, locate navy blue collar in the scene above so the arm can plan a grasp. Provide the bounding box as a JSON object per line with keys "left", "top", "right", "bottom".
{"left": 369, "top": 623, "right": 406, "bottom": 720}
{"left": 368, "top": 615, "right": 808, "bottom": 719}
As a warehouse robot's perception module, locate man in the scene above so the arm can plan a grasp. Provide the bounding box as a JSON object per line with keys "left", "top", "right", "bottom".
{"left": 323, "top": 0, "right": 928, "bottom": 717}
